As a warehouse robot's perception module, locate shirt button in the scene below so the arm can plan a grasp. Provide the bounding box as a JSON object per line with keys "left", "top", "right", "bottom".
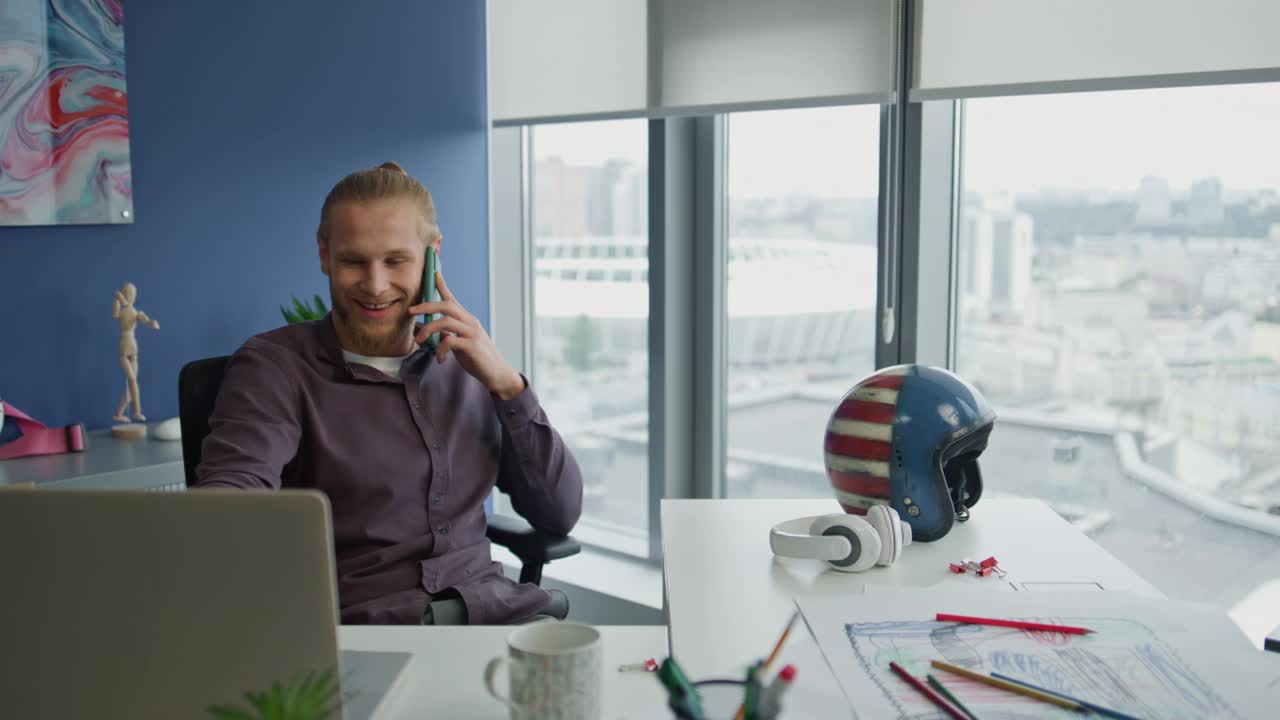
{"left": 507, "top": 409, "right": 516, "bottom": 416}
{"left": 432, "top": 442, "right": 441, "bottom": 450}
{"left": 412, "top": 400, "right": 421, "bottom": 408}
{"left": 439, "top": 526, "right": 449, "bottom": 536}
{"left": 432, "top": 495, "right": 441, "bottom": 505}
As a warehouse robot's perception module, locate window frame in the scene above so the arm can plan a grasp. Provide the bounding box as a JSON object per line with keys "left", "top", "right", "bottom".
{"left": 489, "top": 0, "right": 1280, "bottom": 619}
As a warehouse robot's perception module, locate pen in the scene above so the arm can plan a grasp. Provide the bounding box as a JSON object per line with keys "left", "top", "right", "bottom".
{"left": 936, "top": 613, "right": 1094, "bottom": 635}
{"left": 757, "top": 665, "right": 797, "bottom": 718}
{"left": 657, "top": 657, "right": 704, "bottom": 719}
{"left": 743, "top": 663, "right": 761, "bottom": 719}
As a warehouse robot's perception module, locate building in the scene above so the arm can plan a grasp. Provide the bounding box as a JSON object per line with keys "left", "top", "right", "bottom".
{"left": 1136, "top": 176, "right": 1172, "bottom": 225}
{"left": 959, "top": 207, "right": 1034, "bottom": 321}
{"left": 532, "top": 235, "right": 877, "bottom": 370}
{"left": 1188, "top": 177, "right": 1226, "bottom": 227}
{"left": 1252, "top": 318, "right": 1280, "bottom": 363}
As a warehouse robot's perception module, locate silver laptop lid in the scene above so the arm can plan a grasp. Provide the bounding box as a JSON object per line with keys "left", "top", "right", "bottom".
{"left": 0, "top": 488, "right": 343, "bottom": 719}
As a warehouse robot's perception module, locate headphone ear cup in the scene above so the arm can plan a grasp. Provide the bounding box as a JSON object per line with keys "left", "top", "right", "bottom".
{"left": 811, "top": 515, "right": 880, "bottom": 573}
{"left": 866, "top": 505, "right": 907, "bottom": 566}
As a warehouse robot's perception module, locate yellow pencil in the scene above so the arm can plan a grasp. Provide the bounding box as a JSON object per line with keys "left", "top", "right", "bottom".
{"left": 762, "top": 610, "right": 801, "bottom": 671}
{"left": 930, "top": 660, "right": 1083, "bottom": 712}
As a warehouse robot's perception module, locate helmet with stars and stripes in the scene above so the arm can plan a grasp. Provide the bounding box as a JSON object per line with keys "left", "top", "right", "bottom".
{"left": 823, "top": 364, "right": 996, "bottom": 542}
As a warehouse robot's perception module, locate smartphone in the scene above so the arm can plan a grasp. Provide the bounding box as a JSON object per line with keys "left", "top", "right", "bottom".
{"left": 421, "top": 246, "right": 441, "bottom": 352}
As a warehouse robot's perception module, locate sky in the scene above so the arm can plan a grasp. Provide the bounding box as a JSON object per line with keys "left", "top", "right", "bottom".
{"left": 531, "top": 82, "right": 1280, "bottom": 199}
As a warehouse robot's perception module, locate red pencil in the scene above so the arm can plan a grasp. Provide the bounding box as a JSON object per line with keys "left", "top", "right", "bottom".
{"left": 936, "top": 613, "right": 1094, "bottom": 635}
{"left": 888, "top": 661, "right": 968, "bottom": 720}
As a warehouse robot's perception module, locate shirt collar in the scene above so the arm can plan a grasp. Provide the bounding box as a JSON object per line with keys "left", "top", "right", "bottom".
{"left": 316, "top": 313, "right": 432, "bottom": 383}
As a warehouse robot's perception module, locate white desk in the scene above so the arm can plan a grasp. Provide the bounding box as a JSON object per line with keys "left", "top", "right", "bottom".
{"left": 339, "top": 625, "right": 669, "bottom": 719}
{"left": 0, "top": 429, "right": 184, "bottom": 490}
{"left": 661, "top": 497, "right": 1164, "bottom": 718}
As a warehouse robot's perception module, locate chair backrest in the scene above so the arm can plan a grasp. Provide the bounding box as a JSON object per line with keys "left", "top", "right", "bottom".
{"left": 178, "top": 355, "right": 232, "bottom": 487}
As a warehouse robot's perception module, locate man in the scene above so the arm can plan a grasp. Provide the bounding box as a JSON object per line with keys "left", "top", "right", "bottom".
{"left": 195, "top": 162, "right": 583, "bottom": 625}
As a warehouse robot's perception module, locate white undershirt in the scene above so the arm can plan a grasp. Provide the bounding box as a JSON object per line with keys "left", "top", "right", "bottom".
{"left": 342, "top": 350, "right": 412, "bottom": 381}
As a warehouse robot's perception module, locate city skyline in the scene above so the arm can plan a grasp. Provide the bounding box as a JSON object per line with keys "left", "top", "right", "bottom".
{"left": 532, "top": 82, "right": 1280, "bottom": 198}
{"left": 535, "top": 146, "right": 1279, "bottom": 246}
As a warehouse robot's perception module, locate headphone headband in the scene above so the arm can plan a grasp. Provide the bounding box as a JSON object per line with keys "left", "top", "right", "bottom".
{"left": 769, "top": 516, "right": 851, "bottom": 561}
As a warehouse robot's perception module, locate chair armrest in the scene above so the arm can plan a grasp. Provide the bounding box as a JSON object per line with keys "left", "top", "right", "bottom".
{"left": 486, "top": 513, "right": 581, "bottom": 564}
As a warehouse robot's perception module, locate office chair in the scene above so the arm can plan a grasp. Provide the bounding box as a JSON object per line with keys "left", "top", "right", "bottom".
{"left": 178, "top": 356, "right": 580, "bottom": 586}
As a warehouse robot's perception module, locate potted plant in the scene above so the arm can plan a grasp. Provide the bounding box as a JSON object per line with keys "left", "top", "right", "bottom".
{"left": 208, "top": 669, "right": 346, "bottom": 720}
{"left": 281, "top": 295, "right": 328, "bottom": 324}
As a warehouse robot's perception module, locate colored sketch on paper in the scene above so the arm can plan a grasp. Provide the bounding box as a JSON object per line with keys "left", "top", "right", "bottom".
{"left": 0, "top": 0, "right": 132, "bottom": 225}
{"left": 845, "top": 618, "right": 1242, "bottom": 720}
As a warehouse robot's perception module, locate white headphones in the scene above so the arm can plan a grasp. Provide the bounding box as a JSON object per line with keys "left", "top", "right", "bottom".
{"left": 769, "top": 505, "right": 914, "bottom": 573}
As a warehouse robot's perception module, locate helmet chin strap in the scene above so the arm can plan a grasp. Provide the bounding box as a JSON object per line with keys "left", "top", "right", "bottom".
{"left": 948, "top": 477, "right": 967, "bottom": 522}
{"left": 947, "top": 457, "right": 981, "bottom": 523}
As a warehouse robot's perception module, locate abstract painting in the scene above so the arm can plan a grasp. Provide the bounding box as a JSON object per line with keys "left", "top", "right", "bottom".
{"left": 0, "top": 0, "right": 131, "bottom": 225}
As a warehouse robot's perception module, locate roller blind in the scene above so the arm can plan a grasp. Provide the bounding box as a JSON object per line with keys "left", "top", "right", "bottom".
{"left": 490, "top": 0, "right": 894, "bottom": 125}
{"left": 489, "top": 0, "right": 649, "bottom": 123}
{"left": 914, "top": 0, "right": 1280, "bottom": 100}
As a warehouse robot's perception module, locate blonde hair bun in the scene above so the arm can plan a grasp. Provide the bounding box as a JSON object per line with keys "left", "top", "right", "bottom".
{"left": 319, "top": 162, "right": 440, "bottom": 242}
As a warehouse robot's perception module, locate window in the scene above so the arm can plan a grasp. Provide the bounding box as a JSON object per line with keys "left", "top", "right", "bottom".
{"left": 723, "top": 105, "right": 882, "bottom": 498}
{"left": 957, "top": 84, "right": 1280, "bottom": 612}
{"left": 530, "top": 120, "right": 649, "bottom": 552}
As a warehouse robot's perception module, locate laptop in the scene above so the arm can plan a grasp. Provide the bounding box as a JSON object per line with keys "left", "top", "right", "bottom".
{"left": 0, "top": 488, "right": 407, "bottom": 720}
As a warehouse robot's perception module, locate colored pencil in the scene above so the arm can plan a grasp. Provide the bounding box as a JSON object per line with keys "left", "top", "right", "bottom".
{"left": 991, "top": 672, "right": 1144, "bottom": 720}
{"left": 763, "top": 610, "right": 801, "bottom": 670}
{"left": 889, "top": 661, "right": 968, "bottom": 720}
{"left": 927, "top": 674, "right": 982, "bottom": 720}
{"left": 936, "top": 613, "right": 1095, "bottom": 635}
{"left": 930, "top": 660, "right": 1083, "bottom": 711}
{"left": 733, "top": 611, "right": 799, "bottom": 720}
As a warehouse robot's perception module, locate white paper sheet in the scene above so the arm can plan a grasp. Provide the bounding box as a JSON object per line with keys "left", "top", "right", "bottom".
{"left": 796, "top": 589, "right": 1280, "bottom": 720}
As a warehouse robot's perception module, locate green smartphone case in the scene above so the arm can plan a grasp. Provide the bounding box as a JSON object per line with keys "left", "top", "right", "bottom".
{"left": 422, "top": 247, "right": 440, "bottom": 352}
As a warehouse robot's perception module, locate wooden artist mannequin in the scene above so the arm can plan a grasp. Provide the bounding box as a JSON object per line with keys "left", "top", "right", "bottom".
{"left": 112, "top": 282, "right": 159, "bottom": 424}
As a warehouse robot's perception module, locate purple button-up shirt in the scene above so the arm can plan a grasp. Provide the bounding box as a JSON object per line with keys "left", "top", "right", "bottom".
{"left": 193, "top": 316, "right": 583, "bottom": 624}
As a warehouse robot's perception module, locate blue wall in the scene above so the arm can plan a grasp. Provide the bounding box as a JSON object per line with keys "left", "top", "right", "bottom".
{"left": 0, "top": 1, "right": 490, "bottom": 430}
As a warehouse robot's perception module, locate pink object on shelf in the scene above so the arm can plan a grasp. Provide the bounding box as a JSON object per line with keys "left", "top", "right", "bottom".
{"left": 0, "top": 402, "right": 86, "bottom": 460}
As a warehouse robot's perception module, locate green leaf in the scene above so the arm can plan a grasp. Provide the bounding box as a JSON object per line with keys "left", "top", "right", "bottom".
{"left": 281, "top": 306, "right": 300, "bottom": 324}
{"left": 283, "top": 672, "right": 308, "bottom": 714}
{"left": 208, "top": 667, "right": 343, "bottom": 720}
{"left": 207, "top": 704, "right": 257, "bottom": 720}
{"left": 312, "top": 295, "right": 328, "bottom": 316}
{"left": 292, "top": 297, "right": 310, "bottom": 320}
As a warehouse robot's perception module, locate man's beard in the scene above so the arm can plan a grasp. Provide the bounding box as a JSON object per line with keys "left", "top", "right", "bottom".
{"left": 332, "top": 294, "right": 415, "bottom": 356}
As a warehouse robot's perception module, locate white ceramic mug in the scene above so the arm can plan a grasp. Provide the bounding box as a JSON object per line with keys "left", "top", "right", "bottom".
{"left": 483, "top": 622, "right": 603, "bottom": 720}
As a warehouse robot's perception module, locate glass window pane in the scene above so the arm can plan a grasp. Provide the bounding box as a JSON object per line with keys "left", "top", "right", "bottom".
{"left": 958, "top": 84, "right": 1280, "bottom": 621}
{"left": 724, "top": 105, "right": 882, "bottom": 498}
{"left": 531, "top": 120, "right": 649, "bottom": 552}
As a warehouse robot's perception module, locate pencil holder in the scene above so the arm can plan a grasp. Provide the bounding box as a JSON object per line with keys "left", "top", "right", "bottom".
{"left": 668, "top": 679, "right": 782, "bottom": 720}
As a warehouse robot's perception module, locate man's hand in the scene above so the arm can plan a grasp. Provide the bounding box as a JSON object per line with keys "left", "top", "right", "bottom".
{"left": 409, "top": 272, "right": 525, "bottom": 400}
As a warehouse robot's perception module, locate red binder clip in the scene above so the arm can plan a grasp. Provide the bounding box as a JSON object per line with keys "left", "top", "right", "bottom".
{"left": 948, "top": 556, "right": 1006, "bottom": 578}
